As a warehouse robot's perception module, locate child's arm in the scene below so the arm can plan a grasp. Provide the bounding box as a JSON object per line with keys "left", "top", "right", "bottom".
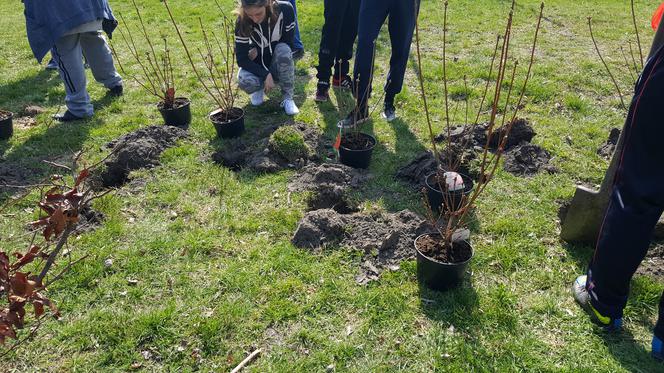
{"left": 235, "top": 20, "right": 269, "bottom": 78}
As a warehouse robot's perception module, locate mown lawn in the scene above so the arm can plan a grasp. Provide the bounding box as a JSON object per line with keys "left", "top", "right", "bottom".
{"left": 1, "top": 0, "right": 663, "bottom": 371}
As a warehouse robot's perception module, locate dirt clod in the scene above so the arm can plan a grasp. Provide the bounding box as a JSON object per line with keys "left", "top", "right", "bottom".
{"left": 597, "top": 128, "right": 620, "bottom": 159}
{"left": 637, "top": 244, "right": 664, "bottom": 282}
{"left": 100, "top": 125, "right": 188, "bottom": 187}
{"left": 292, "top": 208, "right": 429, "bottom": 284}
{"left": 289, "top": 163, "right": 370, "bottom": 193}
{"left": 503, "top": 143, "right": 558, "bottom": 176}
{"left": 212, "top": 122, "right": 331, "bottom": 173}
{"left": 22, "top": 105, "right": 46, "bottom": 117}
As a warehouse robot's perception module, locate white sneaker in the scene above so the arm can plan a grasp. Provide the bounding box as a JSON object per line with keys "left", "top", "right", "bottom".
{"left": 281, "top": 99, "right": 299, "bottom": 115}
{"left": 250, "top": 90, "right": 265, "bottom": 106}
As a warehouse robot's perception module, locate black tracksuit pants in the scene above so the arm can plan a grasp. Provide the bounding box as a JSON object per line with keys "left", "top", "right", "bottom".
{"left": 353, "top": 0, "right": 421, "bottom": 110}
{"left": 316, "top": 0, "right": 360, "bottom": 83}
{"left": 586, "top": 43, "right": 664, "bottom": 339}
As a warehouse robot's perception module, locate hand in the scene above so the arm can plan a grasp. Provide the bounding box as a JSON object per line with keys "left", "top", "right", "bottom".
{"left": 264, "top": 73, "right": 275, "bottom": 93}
{"left": 248, "top": 48, "right": 258, "bottom": 61}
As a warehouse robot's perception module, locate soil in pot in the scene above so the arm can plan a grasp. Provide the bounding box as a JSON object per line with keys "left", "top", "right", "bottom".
{"left": 425, "top": 171, "right": 474, "bottom": 213}
{"left": 416, "top": 234, "right": 472, "bottom": 263}
{"left": 0, "top": 110, "right": 14, "bottom": 140}
{"left": 157, "top": 97, "right": 191, "bottom": 128}
{"left": 415, "top": 233, "right": 473, "bottom": 290}
{"left": 339, "top": 132, "right": 376, "bottom": 169}
{"left": 210, "top": 107, "right": 245, "bottom": 139}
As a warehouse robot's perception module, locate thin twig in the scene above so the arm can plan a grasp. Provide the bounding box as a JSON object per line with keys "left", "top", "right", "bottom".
{"left": 588, "top": 17, "right": 627, "bottom": 110}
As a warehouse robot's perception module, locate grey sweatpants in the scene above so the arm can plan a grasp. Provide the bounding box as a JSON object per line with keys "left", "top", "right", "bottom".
{"left": 238, "top": 43, "right": 295, "bottom": 100}
{"left": 51, "top": 31, "right": 122, "bottom": 117}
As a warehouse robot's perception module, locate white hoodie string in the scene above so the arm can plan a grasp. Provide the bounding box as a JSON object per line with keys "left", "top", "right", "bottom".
{"left": 257, "top": 18, "right": 273, "bottom": 72}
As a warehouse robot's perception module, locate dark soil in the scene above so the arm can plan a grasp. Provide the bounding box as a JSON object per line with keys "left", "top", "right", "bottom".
{"left": 488, "top": 118, "right": 536, "bottom": 149}
{"left": 289, "top": 163, "right": 370, "bottom": 213}
{"left": 99, "top": 125, "right": 188, "bottom": 187}
{"left": 73, "top": 206, "right": 105, "bottom": 234}
{"left": 305, "top": 184, "right": 359, "bottom": 214}
{"left": 157, "top": 97, "right": 189, "bottom": 111}
{"left": 288, "top": 163, "right": 370, "bottom": 193}
{"left": 340, "top": 132, "right": 375, "bottom": 151}
{"left": 637, "top": 244, "right": 664, "bottom": 282}
{"left": 396, "top": 150, "right": 476, "bottom": 189}
{"left": 210, "top": 107, "right": 244, "bottom": 124}
{"left": 291, "top": 208, "right": 430, "bottom": 284}
{"left": 597, "top": 128, "right": 620, "bottom": 159}
{"left": 0, "top": 162, "right": 33, "bottom": 195}
{"left": 415, "top": 234, "right": 472, "bottom": 264}
{"left": 0, "top": 110, "right": 12, "bottom": 121}
{"left": 503, "top": 143, "right": 558, "bottom": 176}
{"left": 434, "top": 119, "right": 535, "bottom": 151}
{"left": 212, "top": 122, "right": 332, "bottom": 173}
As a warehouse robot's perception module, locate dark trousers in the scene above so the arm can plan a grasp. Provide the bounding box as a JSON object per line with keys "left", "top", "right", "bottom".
{"left": 353, "top": 0, "right": 420, "bottom": 109}
{"left": 587, "top": 44, "right": 664, "bottom": 339}
{"left": 316, "top": 0, "right": 360, "bottom": 83}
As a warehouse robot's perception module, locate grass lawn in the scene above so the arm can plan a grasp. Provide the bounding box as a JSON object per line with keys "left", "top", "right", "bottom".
{"left": 1, "top": 0, "right": 663, "bottom": 371}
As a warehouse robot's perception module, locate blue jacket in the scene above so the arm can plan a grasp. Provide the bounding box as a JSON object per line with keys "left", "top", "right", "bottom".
{"left": 23, "top": 0, "right": 117, "bottom": 62}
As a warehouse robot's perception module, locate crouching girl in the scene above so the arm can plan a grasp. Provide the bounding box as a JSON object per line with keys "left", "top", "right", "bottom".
{"left": 235, "top": 0, "right": 299, "bottom": 115}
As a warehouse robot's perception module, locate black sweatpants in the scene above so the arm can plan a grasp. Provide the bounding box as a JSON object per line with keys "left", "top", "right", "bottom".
{"left": 353, "top": 0, "right": 421, "bottom": 110}
{"left": 316, "top": 0, "right": 360, "bottom": 83}
{"left": 586, "top": 43, "right": 664, "bottom": 339}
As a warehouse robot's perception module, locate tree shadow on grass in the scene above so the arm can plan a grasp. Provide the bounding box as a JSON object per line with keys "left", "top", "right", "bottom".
{"left": 0, "top": 91, "right": 120, "bottom": 203}
{"left": 0, "top": 69, "right": 61, "bottom": 113}
{"left": 418, "top": 276, "right": 480, "bottom": 332}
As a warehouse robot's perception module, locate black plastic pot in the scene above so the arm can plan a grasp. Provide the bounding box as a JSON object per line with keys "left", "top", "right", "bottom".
{"left": 425, "top": 171, "right": 474, "bottom": 213}
{"left": 210, "top": 107, "right": 245, "bottom": 139}
{"left": 414, "top": 233, "right": 473, "bottom": 291}
{"left": 0, "top": 111, "right": 13, "bottom": 140}
{"left": 158, "top": 97, "right": 191, "bottom": 128}
{"left": 339, "top": 132, "right": 376, "bottom": 169}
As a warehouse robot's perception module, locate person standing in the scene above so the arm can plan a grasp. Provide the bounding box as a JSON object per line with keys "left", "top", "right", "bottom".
{"left": 288, "top": 0, "right": 305, "bottom": 60}
{"left": 572, "top": 9, "right": 664, "bottom": 360}
{"left": 23, "top": 0, "right": 123, "bottom": 122}
{"left": 314, "top": 0, "right": 360, "bottom": 102}
{"left": 235, "top": 0, "right": 299, "bottom": 116}
{"left": 337, "top": 0, "right": 421, "bottom": 127}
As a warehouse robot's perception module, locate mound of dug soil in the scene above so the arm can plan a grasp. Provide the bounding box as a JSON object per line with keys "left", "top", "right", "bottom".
{"left": 100, "top": 126, "right": 188, "bottom": 187}
{"left": 288, "top": 163, "right": 370, "bottom": 213}
{"left": 637, "top": 244, "right": 664, "bottom": 282}
{"left": 503, "top": 144, "right": 558, "bottom": 176}
{"left": 292, "top": 209, "right": 429, "bottom": 284}
{"left": 597, "top": 128, "right": 620, "bottom": 159}
{"left": 212, "top": 122, "right": 332, "bottom": 173}
{"left": 396, "top": 149, "right": 476, "bottom": 189}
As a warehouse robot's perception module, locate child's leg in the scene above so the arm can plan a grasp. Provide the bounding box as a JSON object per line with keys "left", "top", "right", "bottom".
{"left": 334, "top": 0, "right": 360, "bottom": 78}
{"left": 79, "top": 31, "right": 122, "bottom": 89}
{"left": 52, "top": 33, "right": 93, "bottom": 117}
{"left": 237, "top": 68, "right": 264, "bottom": 94}
{"left": 317, "top": 0, "right": 350, "bottom": 83}
{"left": 289, "top": 0, "right": 304, "bottom": 51}
{"left": 384, "top": 0, "right": 421, "bottom": 104}
{"left": 269, "top": 43, "right": 295, "bottom": 100}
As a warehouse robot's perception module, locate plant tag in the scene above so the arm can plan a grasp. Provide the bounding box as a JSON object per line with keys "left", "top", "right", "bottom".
{"left": 209, "top": 108, "right": 223, "bottom": 117}
{"left": 333, "top": 130, "right": 342, "bottom": 150}
{"left": 451, "top": 228, "right": 470, "bottom": 243}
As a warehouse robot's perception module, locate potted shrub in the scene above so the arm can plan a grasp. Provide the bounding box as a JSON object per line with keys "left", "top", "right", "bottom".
{"left": 164, "top": 0, "right": 242, "bottom": 139}
{"left": 413, "top": 0, "right": 544, "bottom": 290}
{"left": 110, "top": 0, "right": 191, "bottom": 128}
{"left": 0, "top": 110, "right": 13, "bottom": 140}
{"left": 334, "top": 52, "right": 378, "bottom": 169}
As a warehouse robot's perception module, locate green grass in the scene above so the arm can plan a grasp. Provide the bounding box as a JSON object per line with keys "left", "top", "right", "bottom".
{"left": 1, "top": 0, "right": 663, "bottom": 371}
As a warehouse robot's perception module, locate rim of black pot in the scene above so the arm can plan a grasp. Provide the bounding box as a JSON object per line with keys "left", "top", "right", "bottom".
{"left": 0, "top": 110, "right": 14, "bottom": 121}
{"left": 157, "top": 97, "right": 191, "bottom": 110}
{"left": 339, "top": 131, "right": 377, "bottom": 153}
{"left": 414, "top": 232, "right": 474, "bottom": 266}
{"left": 425, "top": 171, "right": 474, "bottom": 194}
{"left": 208, "top": 107, "right": 245, "bottom": 124}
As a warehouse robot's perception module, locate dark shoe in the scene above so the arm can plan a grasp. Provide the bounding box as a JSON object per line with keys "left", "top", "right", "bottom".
{"left": 382, "top": 102, "right": 396, "bottom": 122}
{"left": 315, "top": 82, "right": 330, "bottom": 102}
{"left": 292, "top": 48, "right": 305, "bottom": 61}
{"left": 337, "top": 106, "right": 369, "bottom": 129}
{"left": 45, "top": 58, "right": 58, "bottom": 70}
{"left": 653, "top": 335, "right": 664, "bottom": 361}
{"left": 333, "top": 75, "right": 354, "bottom": 90}
{"left": 52, "top": 110, "right": 83, "bottom": 122}
{"left": 108, "top": 85, "right": 123, "bottom": 97}
{"left": 572, "top": 275, "right": 623, "bottom": 331}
